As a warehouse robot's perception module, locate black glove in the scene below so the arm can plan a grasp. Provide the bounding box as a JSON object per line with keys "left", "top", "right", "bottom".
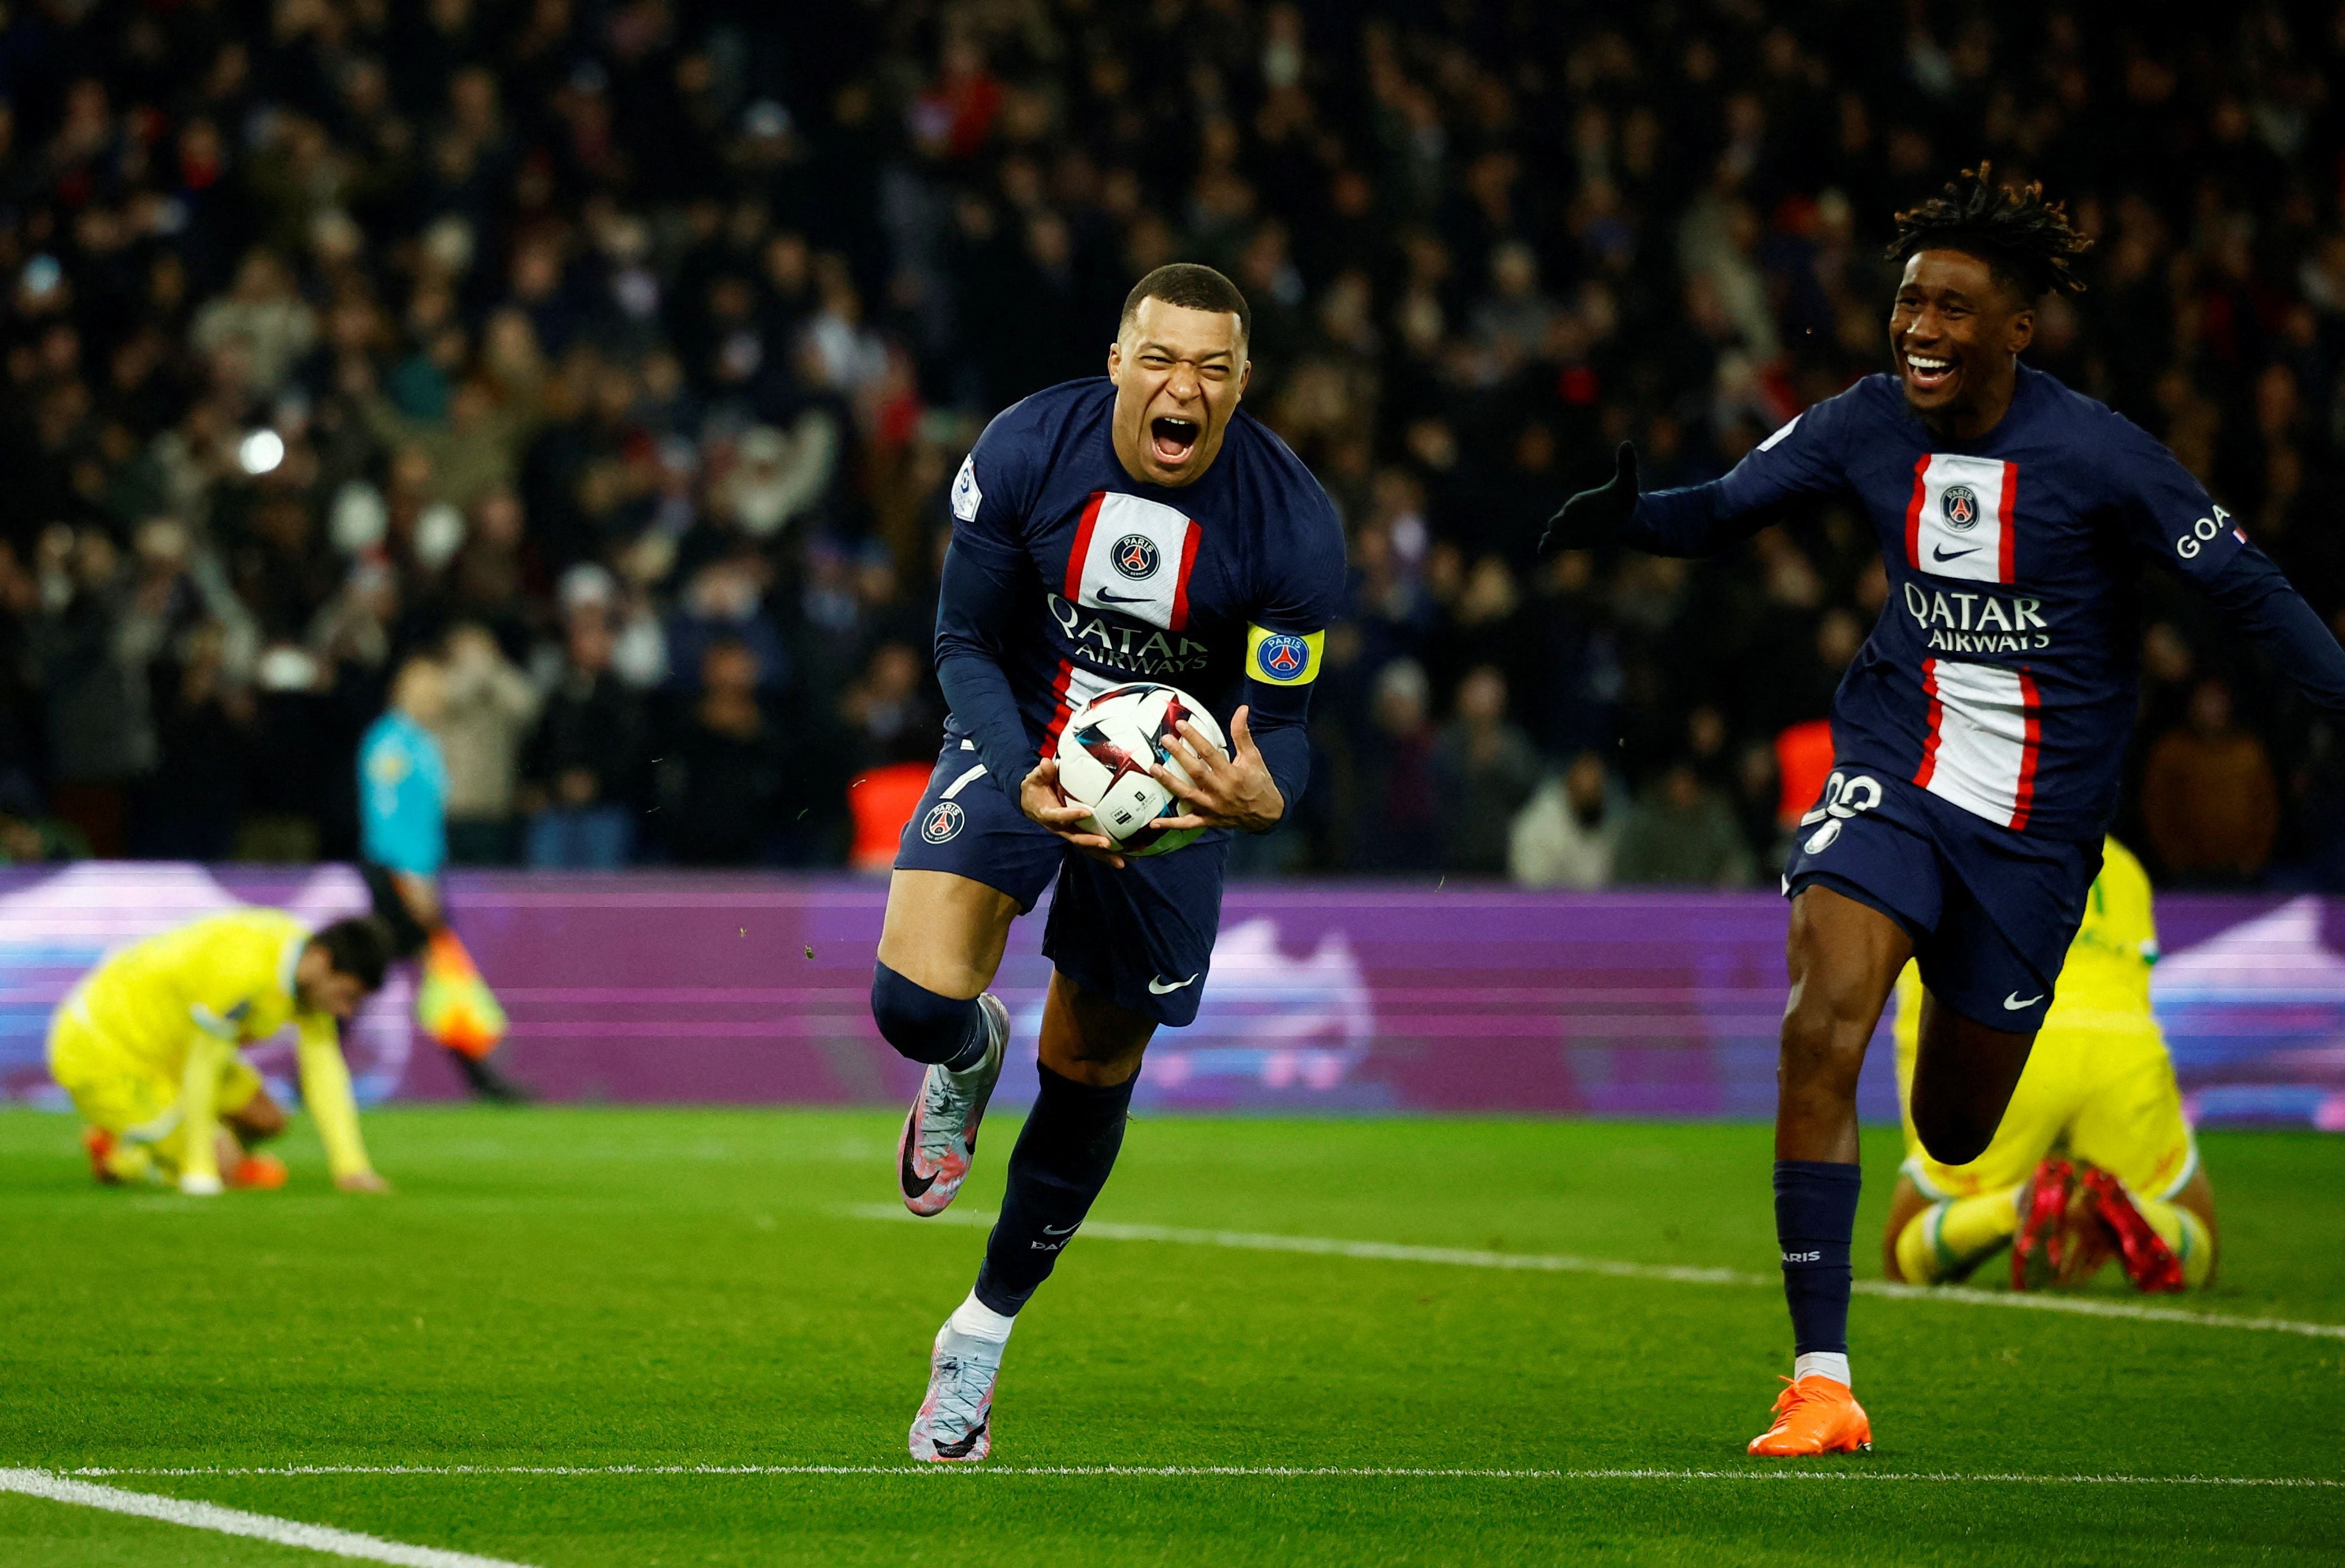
{"left": 1538, "top": 442, "right": 1640, "bottom": 558}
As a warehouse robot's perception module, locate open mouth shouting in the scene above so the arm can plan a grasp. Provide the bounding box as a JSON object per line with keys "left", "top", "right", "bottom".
{"left": 1900, "top": 347, "right": 1958, "bottom": 401}
{"left": 1150, "top": 414, "right": 1202, "bottom": 466}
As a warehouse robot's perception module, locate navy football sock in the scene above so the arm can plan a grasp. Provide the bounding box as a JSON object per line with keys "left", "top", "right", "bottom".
{"left": 870, "top": 962, "right": 989, "bottom": 1071}
{"left": 973, "top": 1064, "right": 1136, "bottom": 1315}
{"left": 1774, "top": 1159, "right": 1863, "bottom": 1358}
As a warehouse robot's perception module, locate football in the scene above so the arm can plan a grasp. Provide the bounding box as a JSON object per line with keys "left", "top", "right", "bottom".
{"left": 1051, "top": 683, "right": 1231, "bottom": 856}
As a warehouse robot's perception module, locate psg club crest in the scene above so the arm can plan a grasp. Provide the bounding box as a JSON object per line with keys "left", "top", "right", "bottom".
{"left": 1256, "top": 634, "right": 1311, "bottom": 681}
{"left": 1112, "top": 533, "right": 1161, "bottom": 580}
{"left": 1941, "top": 483, "right": 1980, "bottom": 530}
{"left": 919, "top": 801, "right": 966, "bottom": 844}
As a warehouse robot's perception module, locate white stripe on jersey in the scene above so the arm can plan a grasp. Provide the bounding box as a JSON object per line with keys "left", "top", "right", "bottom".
{"left": 1914, "top": 659, "right": 2041, "bottom": 830}
{"left": 1042, "top": 662, "right": 1124, "bottom": 750}
{"left": 1906, "top": 453, "right": 2016, "bottom": 585}
{"left": 1070, "top": 492, "right": 1197, "bottom": 631}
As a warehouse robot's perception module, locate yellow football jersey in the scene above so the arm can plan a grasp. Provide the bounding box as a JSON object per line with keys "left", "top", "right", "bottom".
{"left": 52, "top": 909, "right": 377, "bottom": 1187}
{"left": 70, "top": 909, "right": 323, "bottom": 1073}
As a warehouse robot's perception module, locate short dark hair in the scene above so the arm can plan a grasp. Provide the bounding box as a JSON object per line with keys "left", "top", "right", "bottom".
{"left": 1119, "top": 263, "right": 1251, "bottom": 346}
{"left": 1887, "top": 163, "right": 2092, "bottom": 301}
{"left": 310, "top": 916, "right": 395, "bottom": 992}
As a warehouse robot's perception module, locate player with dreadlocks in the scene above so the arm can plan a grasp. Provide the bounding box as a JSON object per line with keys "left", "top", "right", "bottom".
{"left": 1540, "top": 167, "right": 2345, "bottom": 1454}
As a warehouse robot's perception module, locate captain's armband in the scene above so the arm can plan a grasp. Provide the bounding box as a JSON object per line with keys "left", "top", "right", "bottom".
{"left": 1245, "top": 625, "right": 1324, "bottom": 686}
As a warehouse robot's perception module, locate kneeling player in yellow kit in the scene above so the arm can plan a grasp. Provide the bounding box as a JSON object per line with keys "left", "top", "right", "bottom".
{"left": 1882, "top": 837, "right": 2216, "bottom": 1293}
{"left": 46, "top": 910, "right": 396, "bottom": 1195}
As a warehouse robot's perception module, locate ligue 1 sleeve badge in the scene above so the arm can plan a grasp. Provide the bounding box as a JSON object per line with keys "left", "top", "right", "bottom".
{"left": 1256, "top": 633, "right": 1310, "bottom": 681}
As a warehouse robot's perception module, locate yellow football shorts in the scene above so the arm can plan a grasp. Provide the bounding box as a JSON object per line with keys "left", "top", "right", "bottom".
{"left": 1895, "top": 1009, "right": 2197, "bottom": 1202}
{"left": 46, "top": 1005, "right": 264, "bottom": 1151}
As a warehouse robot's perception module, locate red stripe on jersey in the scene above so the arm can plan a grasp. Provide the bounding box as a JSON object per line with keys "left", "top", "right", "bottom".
{"left": 1168, "top": 521, "right": 1202, "bottom": 632}
{"left": 1903, "top": 455, "right": 1931, "bottom": 569}
{"left": 1913, "top": 659, "right": 1945, "bottom": 788}
{"left": 1039, "top": 659, "right": 1079, "bottom": 751}
{"left": 1063, "top": 491, "right": 1106, "bottom": 601}
{"left": 1997, "top": 461, "right": 2020, "bottom": 584}
{"left": 2009, "top": 671, "right": 2042, "bottom": 831}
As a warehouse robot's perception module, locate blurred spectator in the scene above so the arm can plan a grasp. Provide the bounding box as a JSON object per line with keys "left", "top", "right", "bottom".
{"left": 1433, "top": 665, "right": 1540, "bottom": 875}
{"left": 1351, "top": 658, "right": 1439, "bottom": 873}
{"left": 26, "top": 528, "right": 157, "bottom": 856}
{"left": 135, "top": 619, "right": 256, "bottom": 861}
{"left": 1509, "top": 751, "right": 1626, "bottom": 889}
{"left": 666, "top": 555, "right": 788, "bottom": 695}
{"left": 1613, "top": 762, "right": 1757, "bottom": 888}
{"left": 2140, "top": 679, "right": 2279, "bottom": 884}
{"left": 0, "top": 5, "right": 2338, "bottom": 883}
{"left": 522, "top": 611, "right": 647, "bottom": 870}
{"left": 434, "top": 625, "right": 541, "bottom": 865}
{"left": 840, "top": 640, "right": 944, "bottom": 774}
{"left": 657, "top": 639, "right": 786, "bottom": 865}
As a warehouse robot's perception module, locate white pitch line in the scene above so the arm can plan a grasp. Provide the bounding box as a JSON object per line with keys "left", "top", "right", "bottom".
{"left": 850, "top": 1204, "right": 2345, "bottom": 1341}
{"left": 0, "top": 1468, "right": 538, "bottom": 1567}
{"left": 57, "top": 1463, "right": 2345, "bottom": 1489}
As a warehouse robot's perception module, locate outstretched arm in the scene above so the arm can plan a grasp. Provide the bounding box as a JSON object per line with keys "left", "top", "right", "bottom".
{"left": 1543, "top": 392, "right": 1862, "bottom": 559}
{"left": 2197, "top": 543, "right": 2345, "bottom": 712}
{"left": 2114, "top": 418, "right": 2345, "bottom": 712}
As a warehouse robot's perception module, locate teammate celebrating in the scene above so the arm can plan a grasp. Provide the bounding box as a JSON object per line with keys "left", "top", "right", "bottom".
{"left": 47, "top": 909, "right": 395, "bottom": 1194}
{"left": 1540, "top": 168, "right": 2345, "bottom": 1455}
{"left": 873, "top": 263, "right": 1343, "bottom": 1462}
{"left": 1885, "top": 837, "right": 2217, "bottom": 1295}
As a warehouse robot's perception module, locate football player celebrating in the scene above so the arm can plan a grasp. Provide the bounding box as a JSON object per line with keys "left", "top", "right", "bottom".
{"left": 1540, "top": 168, "right": 2345, "bottom": 1455}
{"left": 1884, "top": 836, "right": 2216, "bottom": 1295}
{"left": 873, "top": 264, "right": 1343, "bottom": 1462}
{"left": 47, "top": 909, "right": 395, "bottom": 1194}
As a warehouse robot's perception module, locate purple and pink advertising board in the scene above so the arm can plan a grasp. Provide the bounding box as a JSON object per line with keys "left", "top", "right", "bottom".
{"left": 1, "top": 864, "right": 2340, "bottom": 1128}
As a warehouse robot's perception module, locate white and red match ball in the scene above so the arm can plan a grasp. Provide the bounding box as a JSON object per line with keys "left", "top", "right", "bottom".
{"left": 1051, "top": 683, "right": 1230, "bottom": 857}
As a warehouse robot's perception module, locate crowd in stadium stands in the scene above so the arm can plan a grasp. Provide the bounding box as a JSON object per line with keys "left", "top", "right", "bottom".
{"left": 2, "top": 2, "right": 2344, "bottom": 889}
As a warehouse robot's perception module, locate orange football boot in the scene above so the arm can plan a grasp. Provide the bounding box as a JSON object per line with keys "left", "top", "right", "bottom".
{"left": 82, "top": 1126, "right": 122, "bottom": 1185}
{"left": 229, "top": 1152, "right": 288, "bottom": 1189}
{"left": 1747, "top": 1376, "right": 1873, "bottom": 1456}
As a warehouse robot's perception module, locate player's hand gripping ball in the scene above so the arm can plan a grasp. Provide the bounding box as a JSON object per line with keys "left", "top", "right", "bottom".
{"left": 1051, "top": 684, "right": 1230, "bottom": 856}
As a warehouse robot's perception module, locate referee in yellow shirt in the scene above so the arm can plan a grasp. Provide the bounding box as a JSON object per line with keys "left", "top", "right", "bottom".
{"left": 46, "top": 910, "right": 396, "bottom": 1195}
{"left": 1882, "top": 837, "right": 2218, "bottom": 1293}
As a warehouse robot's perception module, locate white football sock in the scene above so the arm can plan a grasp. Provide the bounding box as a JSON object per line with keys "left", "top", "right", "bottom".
{"left": 1794, "top": 1351, "right": 1851, "bottom": 1388}
{"left": 947, "top": 1290, "right": 1015, "bottom": 1344}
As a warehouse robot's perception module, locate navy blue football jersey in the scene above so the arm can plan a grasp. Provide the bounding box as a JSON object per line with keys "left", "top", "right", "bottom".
{"left": 1635, "top": 365, "right": 2248, "bottom": 840}
{"left": 942, "top": 378, "right": 1344, "bottom": 755}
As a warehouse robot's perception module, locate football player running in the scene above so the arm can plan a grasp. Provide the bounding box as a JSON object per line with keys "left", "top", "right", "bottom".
{"left": 1883, "top": 837, "right": 2217, "bottom": 1295}
{"left": 873, "top": 264, "right": 1343, "bottom": 1462}
{"left": 1540, "top": 168, "right": 2345, "bottom": 1455}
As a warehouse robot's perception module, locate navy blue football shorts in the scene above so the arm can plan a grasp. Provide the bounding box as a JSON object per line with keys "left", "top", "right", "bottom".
{"left": 1781, "top": 766, "right": 2101, "bottom": 1034}
{"left": 892, "top": 738, "right": 1229, "bottom": 1027}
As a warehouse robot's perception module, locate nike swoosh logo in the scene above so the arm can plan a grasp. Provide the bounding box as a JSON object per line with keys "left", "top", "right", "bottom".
{"left": 2003, "top": 992, "right": 2044, "bottom": 1010}
{"left": 1932, "top": 545, "right": 1980, "bottom": 562}
{"left": 1094, "top": 590, "right": 1152, "bottom": 604}
{"left": 899, "top": 1137, "right": 936, "bottom": 1199}
{"left": 1041, "top": 1223, "right": 1079, "bottom": 1236}
{"left": 1147, "top": 973, "right": 1199, "bottom": 995}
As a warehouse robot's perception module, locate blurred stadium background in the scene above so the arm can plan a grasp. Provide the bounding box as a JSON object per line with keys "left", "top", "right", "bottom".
{"left": 0, "top": 2, "right": 2342, "bottom": 1125}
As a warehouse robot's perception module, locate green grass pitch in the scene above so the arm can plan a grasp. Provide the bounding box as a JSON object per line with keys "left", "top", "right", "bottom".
{"left": 2, "top": 1105, "right": 2342, "bottom": 1565}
